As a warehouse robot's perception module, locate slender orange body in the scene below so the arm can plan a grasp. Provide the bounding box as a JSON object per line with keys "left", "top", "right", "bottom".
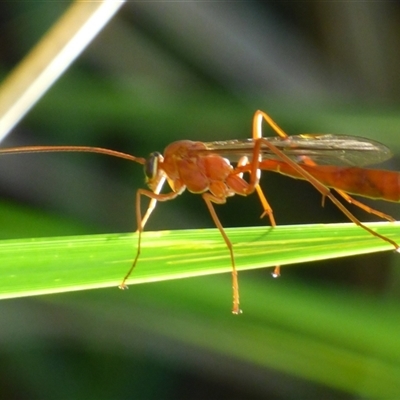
{"left": 257, "top": 160, "right": 400, "bottom": 202}
{"left": 1, "top": 110, "right": 398, "bottom": 314}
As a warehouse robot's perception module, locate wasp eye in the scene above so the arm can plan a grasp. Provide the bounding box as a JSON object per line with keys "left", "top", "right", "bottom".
{"left": 144, "top": 152, "right": 162, "bottom": 181}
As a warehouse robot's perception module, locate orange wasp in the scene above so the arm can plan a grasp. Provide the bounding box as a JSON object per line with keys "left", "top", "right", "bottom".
{"left": 0, "top": 110, "right": 399, "bottom": 314}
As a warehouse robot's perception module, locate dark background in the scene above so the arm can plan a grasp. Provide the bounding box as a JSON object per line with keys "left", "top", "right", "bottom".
{"left": 1, "top": 2, "right": 400, "bottom": 399}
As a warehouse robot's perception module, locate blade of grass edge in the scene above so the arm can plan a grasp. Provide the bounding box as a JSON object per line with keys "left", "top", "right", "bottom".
{"left": 0, "top": 221, "right": 399, "bottom": 299}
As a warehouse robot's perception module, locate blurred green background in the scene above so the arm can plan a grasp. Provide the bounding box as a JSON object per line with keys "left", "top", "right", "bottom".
{"left": 1, "top": 2, "right": 400, "bottom": 399}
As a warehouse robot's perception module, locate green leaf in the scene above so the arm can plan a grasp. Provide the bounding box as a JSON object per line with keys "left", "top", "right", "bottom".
{"left": 0, "top": 222, "right": 399, "bottom": 299}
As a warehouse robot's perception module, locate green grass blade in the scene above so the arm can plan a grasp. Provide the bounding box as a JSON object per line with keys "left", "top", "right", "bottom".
{"left": 0, "top": 221, "right": 399, "bottom": 299}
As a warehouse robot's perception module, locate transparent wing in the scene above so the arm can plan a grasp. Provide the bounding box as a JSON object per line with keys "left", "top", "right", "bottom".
{"left": 201, "top": 134, "right": 393, "bottom": 166}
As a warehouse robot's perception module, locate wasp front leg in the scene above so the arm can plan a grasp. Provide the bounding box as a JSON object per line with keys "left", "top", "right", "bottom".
{"left": 119, "top": 188, "right": 180, "bottom": 290}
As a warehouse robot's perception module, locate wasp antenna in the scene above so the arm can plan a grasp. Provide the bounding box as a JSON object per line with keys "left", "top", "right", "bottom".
{"left": 0, "top": 145, "right": 146, "bottom": 165}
